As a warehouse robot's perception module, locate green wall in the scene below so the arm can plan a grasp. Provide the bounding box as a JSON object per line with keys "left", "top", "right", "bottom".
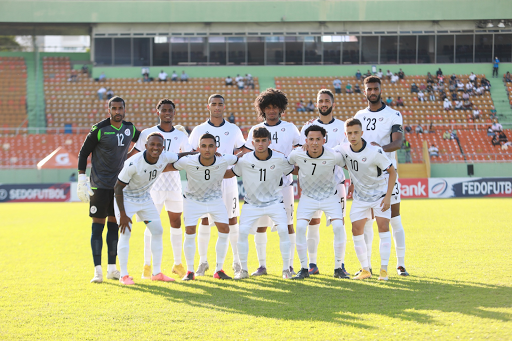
{"left": 431, "top": 163, "right": 512, "bottom": 178}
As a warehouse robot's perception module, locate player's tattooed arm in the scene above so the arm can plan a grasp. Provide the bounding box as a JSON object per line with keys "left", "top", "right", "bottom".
{"left": 381, "top": 165, "right": 397, "bottom": 212}
{"left": 224, "top": 169, "right": 236, "bottom": 178}
{"left": 114, "top": 180, "right": 132, "bottom": 233}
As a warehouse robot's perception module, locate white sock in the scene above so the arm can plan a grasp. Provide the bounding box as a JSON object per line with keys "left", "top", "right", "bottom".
{"left": 238, "top": 230, "right": 249, "bottom": 271}
{"left": 184, "top": 233, "right": 196, "bottom": 272}
{"left": 379, "top": 231, "right": 392, "bottom": 271}
{"left": 107, "top": 264, "right": 117, "bottom": 273}
{"left": 118, "top": 228, "right": 131, "bottom": 277}
{"left": 391, "top": 216, "right": 406, "bottom": 267}
{"left": 170, "top": 227, "right": 183, "bottom": 265}
{"left": 364, "top": 219, "right": 374, "bottom": 268}
{"left": 94, "top": 265, "right": 102, "bottom": 274}
{"left": 307, "top": 223, "right": 320, "bottom": 265}
{"left": 143, "top": 227, "right": 152, "bottom": 266}
{"left": 288, "top": 233, "right": 296, "bottom": 268}
{"left": 215, "top": 232, "right": 229, "bottom": 272}
{"left": 146, "top": 221, "right": 163, "bottom": 275}
{"left": 229, "top": 224, "right": 240, "bottom": 264}
{"left": 278, "top": 230, "right": 291, "bottom": 271}
{"left": 296, "top": 220, "right": 309, "bottom": 269}
{"left": 332, "top": 220, "right": 346, "bottom": 269}
{"left": 197, "top": 224, "right": 210, "bottom": 264}
{"left": 254, "top": 232, "right": 267, "bottom": 268}
{"left": 353, "top": 234, "right": 369, "bottom": 270}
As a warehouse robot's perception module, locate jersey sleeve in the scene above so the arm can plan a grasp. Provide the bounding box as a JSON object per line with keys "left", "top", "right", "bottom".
{"left": 131, "top": 125, "right": 140, "bottom": 142}
{"left": 188, "top": 128, "right": 200, "bottom": 151}
{"left": 225, "top": 154, "right": 238, "bottom": 166}
{"left": 231, "top": 157, "right": 243, "bottom": 176}
{"left": 234, "top": 127, "right": 246, "bottom": 149}
{"left": 180, "top": 135, "right": 193, "bottom": 152}
{"left": 164, "top": 152, "right": 179, "bottom": 164}
{"left": 287, "top": 150, "right": 297, "bottom": 165}
{"left": 77, "top": 125, "right": 100, "bottom": 171}
{"left": 173, "top": 156, "right": 187, "bottom": 171}
{"left": 133, "top": 129, "right": 147, "bottom": 152}
{"left": 291, "top": 124, "right": 301, "bottom": 146}
{"left": 333, "top": 147, "right": 346, "bottom": 168}
{"left": 281, "top": 158, "right": 295, "bottom": 175}
{"left": 243, "top": 126, "right": 255, "bottom": 150}
{"left": 374, "top": 147, "right": 393, "bottom": 171}
{"left": 391, "top": 111, "right": 404, "bottom": 131}
{"left": 117, "top": 159, "right": 135, "bottom": 184}
{"left": 299, "top": 124, "right": 307, "bottom": 145}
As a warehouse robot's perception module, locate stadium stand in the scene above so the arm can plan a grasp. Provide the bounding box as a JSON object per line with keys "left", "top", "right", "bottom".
{"left": 0, "top": 57, "right": 27, "bottom": 129}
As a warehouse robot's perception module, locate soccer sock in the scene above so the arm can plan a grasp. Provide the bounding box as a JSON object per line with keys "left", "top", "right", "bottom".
{"left": 353, "top": 234, "right": 369, "bottom": 270}
{"left": 91, "top": 223, "right": 104, "bottom": 266}
{"left": 237, "top": 230, "right": 249, "bottom": 271}
{"left": 145, "top": 221, "right": 163, "bottom": 275}
{"left": 229, "top": 224, "right": 240, "bottom": 264}
{"left": 379, "top": 231, "right": 392, "bottom": 271}
{"left": 106, "top": 222, "right": 119, "bottom": 265}
{"left": 184, "top": 233, "right": 196, "bottom": 272}
{"left": 254, "top": 232, "right": 267, "bottom": 268}
{"left": 364, "top": 219, "right": 375, "bottom": 268}
{"left": 390, "top": 216, "right": 406, "bottom": 267}
{"left": 296, "top": 220, "right": 309, "bottom": 269}
{"left": 288, "top": 233, "right": 296, "bottom": 268}
{"left": 197, "top": 224, "right": 210, "bottom": 264}
{"left": 143, "top": 227, "right": 152, "bottom": 266}
{"left": 307, "top": 224, "right": 320, "bottom": 265}
{"left": 215, "top": 232, "right": 229, "bottom": 272}
{"left": 278, "top": 230, "right": 291, "bottom": 271}
{"left": 117, "top": 228, "right": 131, "bottom": 277}
{"left": 170, "top": 227, "right": 183, "bottom": 265}
{"left": 107, "top": 264, "right": 116, "bottom": 273}
{"left": 332, "top": 220, "right": 346, "bottom": 269}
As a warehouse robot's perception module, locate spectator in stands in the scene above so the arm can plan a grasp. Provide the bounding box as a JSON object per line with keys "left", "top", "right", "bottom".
{"left": 440, "top": 90, "right": 447, "bottom": 101}
{"left": 426, "top": 72, "right": 434, "bottom": 84}
{"left": 81, "top": 64, "right": 89, "bottom": 75}
{"left": 364, "top": 70, "right": 372, "bottom": 78}
{"left": 415, "top": 124, "right": 424, "bottom": 134}
{"left": 228, "top": 112, "right": 236, "bottom": 124}
{"left": 158, "top": 70, "right": 168, "bottom": 82}
{"left": 472, "top": 107, "right": 481, "bottom": 120}
{"left": 69, "top": 69, "right": 78, "bottom": 82}
{"left": 345, "top": 82, "right": 353, "bottom": 94}
{"left": 106, "top": 88, "right": 114, "bottom": 100}
{"left": 492, "top": 119, "right": 503, "bottom": 133}
{"left": 225, "top": 76, "right": 233, "bottom": 86}
{"left": 396, "top": 96, "right": 404, "bottom": 107}
{"left": 97, "top": 86, "right": 107, "bottom": 100}
{"left": 333, "top": 77, "right": 342, "bottom": 94}
{"left": 429, "top": 121, "right": 435, "bottom": 134}
{"left": 437, "top": 74, "right": 444, "bottom": 86}
{"left": 475, "top": 85, "right": 484, "bottom": 96}
{"left": 451, "top": 92, "right": 458, "bottom": 101}
{"left": 428, "top": 144, "right": 439, "bottom": 158}
{"left": 426, "top": 83, "right": 434, "bottom": 93}
{"left": 306, "top": 100, "right": 315, "bottom": 112}
{"left": 402, "top": 139, "right": 412, "bottom": 163}
{"left": 457, "top": 80, "right": 465, "bottom": 92}
{"left": 411, "top": 83, "right": 419, "bottom": 93}
{"left": 490, "top": 106, "right": 497, "bottom": 120}
{"left": 492, "top": 134, "right": 501, "bottom": 147}
{"left": 376, "top": 69, "right": 383, "bottom": 79}
{"left": 354, "top": 83, "right": 361, "bottom": 93}
{"left": 480, "top": 76, "right": 491, "bottom": 90}
{"left": 235, "top": 74, "right": 242, "bottom": 83}
{"left": 487, "top": 126, "right": 495, "bottom": 136}
{"left": 462, "top": 92, "right": 470, "bottom": 102}
{"left": 355, "top": 70, "right": 362, "bottom": 81}
{"left": 463, "top": 99, "right": 473, "bottom": 110}
{"left": 391, "top": 73, "right": 399, "bottom": 84}
{"left": 98, "top": 72, "right": 106, "bottom": 82}
{"left": 296, "top": 100, "right": 305, "bottom": 112}
{"left": 141, "top": 67, "right": 149, "bottom": 78}
{"left": 404, "top": 124, "right": 412, "bottom": 133}
{"left": 386, "top": 70, "right": 392, "bottom": 80}
{"left": 451, "top": 129, "right": 459, "bottom": 142}
{"left": 436, "top": 68, "right": 443, "bottom": 77}
{"left": 180, "top": 71, "right": 188, "bottom": 82}
{"left": 171, "top": 71, "right": 178, "bottom": 82}
{"left": 385, "top": 97, "right": 393, "bottom": 106}
{"left": 443, "top": 130, "right": 451, "bottom": 140}
{"left": 443, "top": 98, "right": 453, "bottom": 111}
{"left": 450, "top": 73, "right": 457, "bottom": 82}
{"left": 493, "top": 56, "right": 500, "bottom": 78}
{"left": 502, "top": 141, "right": 512, "bottom": 150}
{"left": 69, "top": 173, "right": 77, "bottom": 182}
{"left": 237, "top": 78, "right": 244, "bottom": 90}
{"left": 469, "top": 72, "right": 477, "bottom": 84}
{"left": 448, "top": 82, "right": 456, "bottom": 93}
{"left": 417, "top": 90, "right": 425, "bottom": 102}
{"left": 465, "top": 82, "right": 474, "bottom": 94}
{"left": 419, "top": 83, "right": 427, "bottom": 91}
{"left": 142, "top": 74, "right": 151, "bottom": 83}
{"left": 454, "top": 100, "right": 463, "bottom": 110}
{"left": 398, "top": 69, "right": 405, "bottom": 79}
{"left": 505, "top": 71, "right": 512, "bottom": 82}
{"left": 246, "top": 74, "right": 255, "bottom": 89}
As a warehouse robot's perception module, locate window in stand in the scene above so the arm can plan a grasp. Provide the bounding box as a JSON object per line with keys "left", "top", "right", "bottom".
{"left": 322, "top": 35, "right": 341, "bottom": 65}
{"left": 304, "top": 36, "right": 322, "bottom": 65}
{"left": 266, "top": 36, "right": 284, "bottom": 65}
{"left": 285, "top": 36, "right": 304, "bottom": 65}
{"left": 380, "top": 36, "right": 398, "bottom": 64}
{"left": 133, "top": 38, "right": 150, "bottom": 66}
{"left": 228, "top": 37, "right": 246, "bottom": 65}
{"left": 494, "top": 34, "right": 512, "bottom": 62}
{"left": 94, "top": 38, "right": 112, "bottom": 65}
{"left": 342, "top": 36, "right": 359, "bottom": 64}
{"left": 418, "top": 35, "right": 435, "bottom": 63}
{"left": 436, "top": 35, "right": 454, "bottom": 63}
{"left": 455, "top": 34, "right": 474, "bottom": 63}
{"left": 247, "top": 37, "right": 264, "bottom": 65}
{"left": 398, "top": 35, "right": 417, "bottom": 64}
{"left": 209, "top": 36, "right": 227, "bottom": 65}
{"left": 475, "top": 34, "right": 493, "bottom": 63}
{"left": 171, "top": 37, "right": 188, "bottom": 66}
{"left": 152, "top": 36, "right": 170, "bottom": 66}
{"left": 361, "top": 36, "right": 379, "bottom": 64}
{"left": 190, "top": 37, "right": 207, "bottom": 65}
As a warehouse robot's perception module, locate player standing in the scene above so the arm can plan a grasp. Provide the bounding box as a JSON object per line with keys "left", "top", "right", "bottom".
{"left": 130, "top": 99, "right": 192, "bottom": 280}
{"left": 114, "top": 133, "right": 182, "bottom": 285}
{"left": 225, "top": 127, "right": 295, "bottom": 279}
{"left": 77, "top": 96, "right": 140, "bottom": 283}
{"left": 299, "top": 89, "right": 347, "bottom": 276}
{"left": 353, "top": 76, "right": 409, "bottom": 276}
{"left": 338, "top": 118, "right": 397, "bottom": 280}
{"left": 288, "top": 125, "right": 348, "bottom": 280}
{"left": 188, "top": 94, "right": 247, "bottom": 275}
{"left": 245, "top": 88, "right": 300, "bottom": 276}
{"left": 168, "top": 133, "right": 238, "bottom": 280}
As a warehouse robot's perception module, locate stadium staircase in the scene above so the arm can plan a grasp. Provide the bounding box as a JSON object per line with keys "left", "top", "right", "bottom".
{"left": 500, "top": 75, "right": 512, "bottom": 126}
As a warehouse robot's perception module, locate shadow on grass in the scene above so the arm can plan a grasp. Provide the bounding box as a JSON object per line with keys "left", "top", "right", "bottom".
{"left": 104, "top": 273, "right": 512, "bottom": 326}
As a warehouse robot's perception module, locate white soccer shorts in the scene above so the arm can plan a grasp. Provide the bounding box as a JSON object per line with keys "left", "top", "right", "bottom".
{"left": 350, "top": 197, "right": 391, "bottom": 223}
{"left": 240, "top": 201, "right": 288, "bottom": 235}
{"left": 296, "top": 194, "right": 344, "bottom": 223}
{"left": 150, "top": 189, "right": 184, "bottom": 213}
{"left": 255, "top": 185, "right": 294, "bottom": 230}
{"left": 114, "top": 198, "right": 162, "bottom": 226}
{"left": 311, "top": 182, "right": 347, "bottom": 221}
{"left": 390, "top": 174, "right": 401, "bottom": 206}
{"left": 222, "top": 177, "right": 240, "bottom": 219}
{"left": 184, "top": 197, "right": 229, "bottom": 227}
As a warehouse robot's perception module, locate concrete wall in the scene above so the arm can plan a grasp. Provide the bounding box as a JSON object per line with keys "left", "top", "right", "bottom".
{"left": 431, "top": 163, "right": 512, "bottom": 178}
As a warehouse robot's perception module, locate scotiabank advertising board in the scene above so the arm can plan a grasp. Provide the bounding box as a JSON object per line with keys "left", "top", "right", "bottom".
{"left": 0, "top": 183, "right": 71, "bottom": 203}
{"left": 429, "top": 177, "right": 512, "bottom": 198}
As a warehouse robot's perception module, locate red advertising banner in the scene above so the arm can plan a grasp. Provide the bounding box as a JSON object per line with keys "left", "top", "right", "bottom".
{"left": 399, "top": 178, "right": 429, "bottom": 198}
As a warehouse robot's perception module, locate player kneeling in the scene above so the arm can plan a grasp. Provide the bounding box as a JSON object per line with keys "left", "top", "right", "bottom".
{"left": 166, "top": 133, "right": 237, "bottom": 280}
{"left": 337, "top": 119, "right": 397, "bottom": 281}
{"left": 114, "top": 132, "right": 193, "bottom": 285}
{"left": 225, "top": 127, "right": 295, "bottom": 279}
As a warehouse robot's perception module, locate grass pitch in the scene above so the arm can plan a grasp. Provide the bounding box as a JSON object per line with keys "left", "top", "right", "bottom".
{"left": 0, "top": 199, "right": 511, "bottom": 340}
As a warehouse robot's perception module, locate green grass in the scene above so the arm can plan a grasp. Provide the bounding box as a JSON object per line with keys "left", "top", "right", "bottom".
{"left": 0, "top": 199, "right": 511, "bottom": 340}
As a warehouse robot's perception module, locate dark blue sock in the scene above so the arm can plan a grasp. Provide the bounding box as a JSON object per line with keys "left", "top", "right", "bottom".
{"left": 106, "top": 222, "right": 119, "bottom": 264}
{"left": 91, "top": 223, "right": 104, "bottom": 266}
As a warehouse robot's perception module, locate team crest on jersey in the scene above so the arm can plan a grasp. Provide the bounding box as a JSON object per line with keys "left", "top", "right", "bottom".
{"left": 196, "top": 167, "right": 199, "bottom": 170}
{"left": 379, "top": 117, "right": 384, "bottom": 121}
{"left": 251, "top": 164, "right": 255, "bottom": 168}
{"left": 129, "top": 162, "right": 133, "bottom": 166}
{"left": 303, "top": 160, "right": 307, "bottom": 163}
{"left": 124, "top": 128, "right": 131, "bottom": 136}
{"left": 144, "top": 169, "right": 147, "bottom": 173}
{"left": 362, "top": 157, "right": 367, "bottom": 162}
{"left": 333, "top": 128, "right": 338, "bottom": 132}
{"left": 270, "top": 165, "right": 275, "bottom": 169}
{"left": 90, "top": 206, "right": 97, "bottom": 214}
{"left": 322, "top": 161, "right": 326, "bottom": 164}
{"left": 174, "top": 137, "right": 178, "bottom": 140}
{"left": 281, "top": 128, "right": 285, "bottom": 132}
{"left": 224, "top": 132, "right": 229, "bottom": 135}
{"left": 215, "top": 166, "right": 219, "bottom": 170}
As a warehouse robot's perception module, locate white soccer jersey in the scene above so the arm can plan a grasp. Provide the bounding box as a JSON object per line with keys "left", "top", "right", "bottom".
{"left": 173, "top": 154, "right": 238, "bottom": 203}
{"left": 336, "top": 140, "right": 393, "bottom": 202}
{"left": 188, "top": 119, "right": 245, "bottom": 156}
{"left": 288, "top": 147, "right": 345, "bottom": 201}
{"left": 245, "top": 120, "right": 300, "bottom": 186}
{"left": 118, "top": 151, "right": 178, "bottom": 203}
{"left": 232, "top": 150, "right": 294, "bottom": 208}
{"left": 354, "top": 104, "right": 403, "bottom": 168}
{"left": 300, "top": 118, "right": 347, "bottom": 183}
{"left": 133, "top": 125, "right": 192, "bottom": 192}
